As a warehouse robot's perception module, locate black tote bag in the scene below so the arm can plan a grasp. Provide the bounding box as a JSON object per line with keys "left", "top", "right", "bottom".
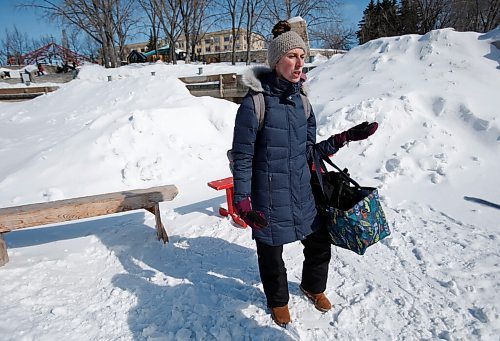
{"left": 311, "top": 152, "right": 391, "bottom": 255}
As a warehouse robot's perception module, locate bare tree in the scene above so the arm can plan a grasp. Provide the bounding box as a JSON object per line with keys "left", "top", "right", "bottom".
{"left": 189, "top": 0, "right": 216, "bottom": 62}
{"left": 64, "top": 28, "right": 84, "bottom": 57}
{"left": 137, "top": 0, "right": 161, "bottom": 59}
{"left": 480, "top": 0, "right": 500, "bottom": 31}
{"left": 450, "top": 0, "right": 499, "bottom": 32}
{"left": 113, "top": 0, "right": 140, "bottom": 63}
{"left": 0, "top": 26, "right": 31, "bottom": 65}
{"left": 178, "top": 0, "right": 195, "bottom": 63}
{"left": 178, "top": 0, "right": 216, "bottom": 64}
{"left": 244, "top": 0, "right": 266, "bottom": 64}
{"left": 22, "top": 0, "right": 116, "bottom": 67}
{"left": 263, "top": 0, "right": 343, "bottom": 28}
{"left": 21, "top": 0, "right": 137, "bottom": 68}
{"left": 262, "top": 0, "right": 346, "bottom": 53}
{"left": 411, "top": 0, "right": 449, "bottom": 32}
{"left": 80, "top": 34, "right": 102, "bottom": 63}
{"left": 219, "top": 0, "right": 247, "bottom": 65}
{"left": 409, "top": 0, "right": 498, "bottom": 33}
{"left": 153, "top": 0, "right": 183, "bottom": 63}
{"left": 311, "top": 23, "right": 356, "bottom": 50}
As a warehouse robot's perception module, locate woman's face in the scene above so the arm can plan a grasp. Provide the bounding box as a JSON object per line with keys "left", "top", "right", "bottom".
{"left": 275, "top": 48, "right": 305, "bottom": 83}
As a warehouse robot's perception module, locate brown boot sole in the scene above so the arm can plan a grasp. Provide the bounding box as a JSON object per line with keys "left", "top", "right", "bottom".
{"left": 271, "top": 315, "right": 289, "bottom": 328}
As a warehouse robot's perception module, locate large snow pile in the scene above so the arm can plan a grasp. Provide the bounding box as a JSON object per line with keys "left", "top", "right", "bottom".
{"left": 307, "top": 27, "right": 500, "bottom": 227}
{"left": 0, "top": 28, "right": 499, "bottom": 340}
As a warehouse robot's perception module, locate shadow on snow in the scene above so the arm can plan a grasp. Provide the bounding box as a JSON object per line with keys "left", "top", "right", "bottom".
{"left": 6, "top": 212, "right": 294, "bottom": 340}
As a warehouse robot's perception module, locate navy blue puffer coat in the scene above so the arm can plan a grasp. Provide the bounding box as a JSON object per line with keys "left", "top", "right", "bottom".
{"left": 231, "top": 67, "right": 338, "bottom": 246}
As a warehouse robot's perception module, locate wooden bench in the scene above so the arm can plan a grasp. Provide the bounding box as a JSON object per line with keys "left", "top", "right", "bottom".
{"left": 0, "top": 185, "right": 178, "bottom": 267}
{"left": 207, "top": 177, "right": 247, "bottom": 228}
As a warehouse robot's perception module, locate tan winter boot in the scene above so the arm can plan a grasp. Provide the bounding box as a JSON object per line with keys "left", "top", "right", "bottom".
{"left": 300, "top": 285, "right": 332, "bottom": 312}
{"left": 271, "top": 304, "right": 291, "bottom": 327}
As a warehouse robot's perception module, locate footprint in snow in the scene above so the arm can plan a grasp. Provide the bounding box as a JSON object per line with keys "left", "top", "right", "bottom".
{"left": 468, "top": 307, "right": 489, "bottom": 323}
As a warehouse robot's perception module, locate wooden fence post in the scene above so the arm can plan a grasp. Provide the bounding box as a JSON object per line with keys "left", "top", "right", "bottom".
{"left": 0, "top": 233, "right": 8, "bottom": 266}
{"left": 219, "top": 74, "right": 223, "bottom": 98}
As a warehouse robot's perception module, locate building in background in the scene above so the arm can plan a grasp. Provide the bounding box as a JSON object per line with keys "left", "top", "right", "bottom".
{"left": 176, "top": 29, "right": 265, "bottom": 60}
{"left": 124, "top": 19, "right": 344, "bottom": 65}
{"left": 124, "top": 29, "right": 265, "bottom": 63}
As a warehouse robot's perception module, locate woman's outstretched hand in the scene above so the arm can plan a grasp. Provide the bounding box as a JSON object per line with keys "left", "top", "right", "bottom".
{"left": 331, "top": 121, "right": 378, "bottom": 148}
{"left": 235, "top": 197, "right": 268, "bottom": 229}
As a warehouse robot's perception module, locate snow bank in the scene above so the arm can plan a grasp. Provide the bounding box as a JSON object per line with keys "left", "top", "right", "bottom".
{"left": 307, "top": 28, "right": 500, "bottom": 228}
{"left": 0, "top": 69, "right": 238, "bottom": 205}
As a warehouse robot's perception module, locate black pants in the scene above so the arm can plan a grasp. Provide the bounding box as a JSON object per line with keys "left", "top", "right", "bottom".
{"left": 255, "top": 225, "right": 331, "bottom": 308}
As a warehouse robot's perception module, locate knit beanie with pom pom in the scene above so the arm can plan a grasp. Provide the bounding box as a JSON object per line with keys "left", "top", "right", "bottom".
{"left": 267, "top": 21, "right": 308, "bottom": 70}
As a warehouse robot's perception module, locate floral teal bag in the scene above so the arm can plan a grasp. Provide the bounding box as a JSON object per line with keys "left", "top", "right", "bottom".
{"left": 311, "top": 153, "right": 391, "bottom": 255}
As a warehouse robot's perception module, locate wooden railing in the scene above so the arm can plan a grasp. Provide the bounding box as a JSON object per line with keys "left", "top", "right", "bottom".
{"left": 0, "top": 67, "right": 317, "bottom": 103}
{"left": 0, "top": 86, "right": 59, "bottom": 100}
{"left": 178, "top": 73, "right": 249, "bottom": 103}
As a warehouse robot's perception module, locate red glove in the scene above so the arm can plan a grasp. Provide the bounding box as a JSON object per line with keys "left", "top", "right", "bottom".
{"left": 332, "top": 121, "right": 378, "bottom": 148}
{"left": 235, "top": 197, "right": 268, "bottom": 229}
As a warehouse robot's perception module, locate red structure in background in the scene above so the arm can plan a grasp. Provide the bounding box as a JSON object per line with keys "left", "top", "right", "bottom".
{"left": 21, "top": 42, "right": 94, "bottom": 65}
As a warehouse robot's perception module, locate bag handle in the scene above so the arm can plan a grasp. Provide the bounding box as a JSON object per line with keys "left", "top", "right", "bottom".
{"left": 312, "top": 149, "right": 361, "bottom": 199}
{"left": 320, "top": 155, "right": 361, "bottom": 189}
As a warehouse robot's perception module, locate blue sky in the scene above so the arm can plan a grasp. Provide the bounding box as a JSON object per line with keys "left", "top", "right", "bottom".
{"left": 0, "top": 0, "right": 62, "bottom": 39}
{"left": 0, "top": 0, "right": 368, "bottom": 43}
{"left": 342, "top": 0, "right": 369, "bottom": 26}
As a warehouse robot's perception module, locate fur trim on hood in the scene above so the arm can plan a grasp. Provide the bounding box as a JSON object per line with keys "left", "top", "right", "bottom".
{"left": 241, "top": 66, "right": 310, "bottom": 95}
{"left": 241, "top": 66, "right": 271, "bottom": 92}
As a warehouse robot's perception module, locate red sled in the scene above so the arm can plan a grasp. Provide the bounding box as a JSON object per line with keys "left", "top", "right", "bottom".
{"left": 207, "top": 177, "right": 247, "bottom": 228}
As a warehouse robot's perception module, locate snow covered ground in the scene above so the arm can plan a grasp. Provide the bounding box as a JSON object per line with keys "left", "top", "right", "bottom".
{"left": 0, "top": 28, "right": 499, "bottom": 340}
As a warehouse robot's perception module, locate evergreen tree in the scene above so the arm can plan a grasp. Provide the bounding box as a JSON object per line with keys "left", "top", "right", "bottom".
{"left": 374, "top": 0, "right": 384, "bottom": 37}
{"left": 399, "top": 0, "right": 419, "bottom": 34}
{"left": 379, "top": 0, "right": 399, "bottom": 37}
{"left": 357, "top": 0, "right": 377, "bottom": 45}
{"left": 358, "top": 0, "right": 496, "bottom": 46}
{"left": 357, "top": 0, "right": 400, "bottom": 45}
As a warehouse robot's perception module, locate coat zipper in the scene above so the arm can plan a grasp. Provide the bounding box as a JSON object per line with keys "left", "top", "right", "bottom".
{"left": 268, "top": 174, "right": 273, "bottom": 208}
{"left": 285, "top": 99, "right": 296, "bottom": 226}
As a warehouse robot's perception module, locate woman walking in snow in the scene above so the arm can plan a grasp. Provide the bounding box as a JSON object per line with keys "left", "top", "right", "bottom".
{"left": 231, "top": 20, "right": 378, "bottom": 327}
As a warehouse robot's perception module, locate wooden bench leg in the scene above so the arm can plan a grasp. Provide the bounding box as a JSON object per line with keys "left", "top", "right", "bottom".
{"left": 0, "top": 233, "right": 9, "bottom": 267}
{"left": 146, "top": 204, "right": 169, "bottom": 244}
